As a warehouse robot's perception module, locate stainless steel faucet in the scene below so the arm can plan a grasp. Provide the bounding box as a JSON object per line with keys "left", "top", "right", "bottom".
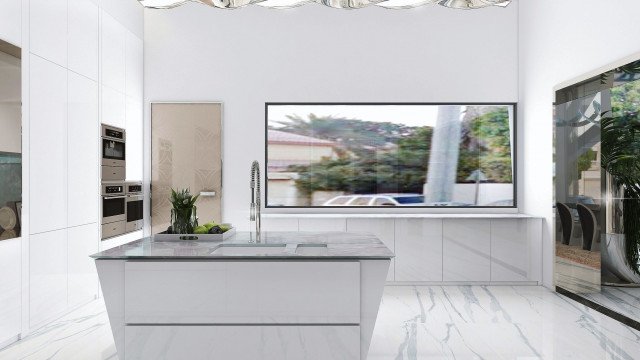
{"left": 249, "top": 160, "right": 261, "bottom": 241}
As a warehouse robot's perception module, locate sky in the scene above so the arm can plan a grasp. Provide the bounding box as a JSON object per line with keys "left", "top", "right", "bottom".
{"left": 267, "top": 104, "right": 441, "bottom": 128}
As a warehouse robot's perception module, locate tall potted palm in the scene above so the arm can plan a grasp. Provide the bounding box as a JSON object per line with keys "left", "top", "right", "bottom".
{"left": 601, "top": 111, "right": 640, "bottom": 282}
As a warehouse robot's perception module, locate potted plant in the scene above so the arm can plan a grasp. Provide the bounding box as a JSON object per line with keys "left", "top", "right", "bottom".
{"left": 169, "top": 188, "right": 199, "bottom": 234}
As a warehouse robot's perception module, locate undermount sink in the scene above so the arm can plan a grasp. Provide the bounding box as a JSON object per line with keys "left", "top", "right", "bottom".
{"left": 210, "top": 244, "right": 287, "bottom": 256}
{"left": 295, "top": 244, "right": 328, "bottom": 256}
{"left": 209, "top": 243, "right": 329, "bottom": 256}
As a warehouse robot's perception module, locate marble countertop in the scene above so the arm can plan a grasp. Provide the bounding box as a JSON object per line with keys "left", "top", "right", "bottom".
{"left": 262, "top": 213, "right": 541, "bottom": 219}
{"left": 91, "top": 231, "right": 394, "bottom": 260}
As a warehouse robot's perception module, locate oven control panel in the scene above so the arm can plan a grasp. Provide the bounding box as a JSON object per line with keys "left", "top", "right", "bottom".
{"left": 102, "top": 182, "right": 125, "bottom": 196}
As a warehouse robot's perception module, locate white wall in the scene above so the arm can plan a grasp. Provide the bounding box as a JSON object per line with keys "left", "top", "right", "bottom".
{"left": 144, "top": 4, "right": 519, "bottom": 229}
{"left": 518, "top": 0, "right": 640, "bottom": 288}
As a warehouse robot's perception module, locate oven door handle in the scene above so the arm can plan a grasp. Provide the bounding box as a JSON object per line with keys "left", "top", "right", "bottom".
{"left": 103, "top": 195, "right": 127, "bottom": 199}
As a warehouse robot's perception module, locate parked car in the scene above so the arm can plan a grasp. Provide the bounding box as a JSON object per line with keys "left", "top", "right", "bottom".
{"left": 322, "top": 194, "right": 425, "bottom": 206}
{"left": 427, "top": 201, "right": 472, "bottom": 207}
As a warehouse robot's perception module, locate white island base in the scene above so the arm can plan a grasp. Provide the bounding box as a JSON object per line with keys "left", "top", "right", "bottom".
{"left": 96, "top": 257, "right": 390, "bottom": 359}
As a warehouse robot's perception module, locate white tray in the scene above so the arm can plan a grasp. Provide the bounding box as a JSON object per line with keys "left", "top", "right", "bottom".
{"left": 153, "top": 227, "right": 235, "bottom": 242}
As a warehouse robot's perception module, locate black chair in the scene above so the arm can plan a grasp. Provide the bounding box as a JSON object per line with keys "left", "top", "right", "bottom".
{"left": 576, "top": 203, "right": 598, "bottom": 251}
{"left": 556, "top": 202, "right": 574, "bottom": 245}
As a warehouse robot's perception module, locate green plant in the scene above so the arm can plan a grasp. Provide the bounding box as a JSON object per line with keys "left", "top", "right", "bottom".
{"left": 169, "top": 188, "right": 199, "bottom": 234}
{"left": 601, "top": 111, "right": 640, "bottom": 275}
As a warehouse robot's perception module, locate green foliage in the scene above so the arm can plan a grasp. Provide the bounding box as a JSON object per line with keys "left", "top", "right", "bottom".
{"left": 170, "top": 188, "right": 199, "bottom": 234}
{"left": 170, "top": 188, "right": 199, "bottom": 210}
{"left": 280, "top": 107, "right": 513, "bottom": 195}
{"left": 602, "top": 83, "right": 640, "bottom": 274}
{"left": 465, "top": 107, "right": 513, "bottom": 183}
{"left": 576, "top": 149, "right": 597, "bottom": 179}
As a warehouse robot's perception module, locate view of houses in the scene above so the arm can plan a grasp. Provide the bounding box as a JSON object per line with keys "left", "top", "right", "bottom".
{"left": 266, "top": 104, "right": 515, "bottom": 207}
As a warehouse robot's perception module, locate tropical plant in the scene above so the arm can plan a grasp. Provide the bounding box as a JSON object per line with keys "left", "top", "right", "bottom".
{"left": 169, "top": 188, "right": 199, "bottom": 234}
{"left": 601, "top": 110, "right": 640, "bottom": 275}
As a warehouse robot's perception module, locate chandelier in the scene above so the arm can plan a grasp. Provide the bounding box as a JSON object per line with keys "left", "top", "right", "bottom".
{"left": 139, "top": 0, "right": 511, "bottom": 10}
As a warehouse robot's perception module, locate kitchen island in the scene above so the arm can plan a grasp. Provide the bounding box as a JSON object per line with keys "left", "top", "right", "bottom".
{"left": 91, "top": 231, "right": 393, "bottom": 360}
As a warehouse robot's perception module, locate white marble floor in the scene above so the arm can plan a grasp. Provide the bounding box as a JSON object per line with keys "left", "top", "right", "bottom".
{"left": 582, "top": 286, "right": 640, "bottom": 324}
{"left": 1, "top": 286, "right": 639, "bottom": 360}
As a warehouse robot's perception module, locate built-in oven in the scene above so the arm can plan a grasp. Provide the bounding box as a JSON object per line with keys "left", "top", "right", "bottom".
{"left": 101, "top": 124, "right": 126, "bottom": 181}
{"left": 125, "top": 181, "right": 143, "bottom": 232}
{"left": 101, "top": 182, "right": 126, "bottom": 240}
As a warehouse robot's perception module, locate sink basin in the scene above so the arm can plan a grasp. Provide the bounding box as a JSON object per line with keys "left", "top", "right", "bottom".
{"left": 296, "top": 244, "right": 328, "bottom": 256}
{"left": 210, "top": 244, "right": 287, "bottom": 256}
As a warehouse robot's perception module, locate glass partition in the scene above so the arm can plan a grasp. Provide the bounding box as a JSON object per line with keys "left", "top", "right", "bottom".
{"left": 554, "top": 59, "right": 640, "bottom": 325}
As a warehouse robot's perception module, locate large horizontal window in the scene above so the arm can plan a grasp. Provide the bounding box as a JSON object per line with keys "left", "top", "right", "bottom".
{"left": 265, "top": 103, "right": 516, "bottom": 208}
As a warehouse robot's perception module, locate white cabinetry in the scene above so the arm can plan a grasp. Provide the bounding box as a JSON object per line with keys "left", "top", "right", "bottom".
{"left": 124, "top": 261, "right": 360, "bottom": 324}
{"left": 100, "top": 11, "right": 126, "bottom": 93}
{"left": 68, "top": 223, "right": 99, "bottom": 308}
{"left": 30, "top": 56, "right": 68, "bottom": 234}
{"left": 347, "top": 218, "right": 395, "bottom": 281}
{"left": 261, "top": 215, "right": 542, "bottom": 284}
{"left": 0, "top": 238, "right": 21, "bottom": 345}
{"left": 30, "top": 0, "right": 67, "bottom": 66}
{"left": 30, "top": 229, "right": 68, "bottom": 327}
{"left": 101, "top": 85, "right": 126, "bottom": 128}
{"left": 443, "top": 219, "right": 491, "bottom": 281}
{"left": 125, "top": 97, "right": 143, "bottom": 179}
{"left": 0, "top": 0, "right": 21, "bottom": 46}
{"left": 68, "top": 0, "right": 99, "bottom": 80}
{"left": 125, "top": 326, "right": 360, "bottom": 360}
{"left": 395, "top": 219, "right": 443, "bottom": 282}
{"left": 125, "top": 32, "right": 143, "bottom": 99}
{"left": 490, "top": 219, "right": 530, "bottom": 282}
{"left": 68, "top": 72, "right": 99, "bottom": 227}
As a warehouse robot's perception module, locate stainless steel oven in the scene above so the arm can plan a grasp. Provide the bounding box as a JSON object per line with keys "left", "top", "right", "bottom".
{"left": 101, "top": 182, "right": 126, "bottom": 239}
{"left": 125, "top": 181, "right": 143, "bottom": 232}
{"left": 101, "top": 124, "right": 126, "bottom": 181}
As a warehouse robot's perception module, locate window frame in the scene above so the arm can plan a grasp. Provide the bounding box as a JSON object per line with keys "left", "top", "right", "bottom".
{"left": 264, "top": 102, "right": 518, "bottom": 210}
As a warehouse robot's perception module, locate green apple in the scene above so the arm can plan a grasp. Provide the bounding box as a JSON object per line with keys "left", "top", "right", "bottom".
{"left": 193, "top": 225, "right": 208, "bottom": 234}
{"left": 203, "top": 222, "right": 216, "bottom": 230}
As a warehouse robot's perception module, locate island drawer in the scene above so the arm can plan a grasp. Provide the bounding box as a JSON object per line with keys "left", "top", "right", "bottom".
{"left": 124, "top": 325, "right": 360, "bottom": 360}
{"left": 124, "top": 261, "right": 361, "bottom": 324}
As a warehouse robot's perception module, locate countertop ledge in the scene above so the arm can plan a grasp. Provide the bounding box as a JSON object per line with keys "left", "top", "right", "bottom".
{"left": 91, "top": 231, "right": 395, "bottom": 260}
{"left": 262, "top": 213, "right": 541, "bottom": 219}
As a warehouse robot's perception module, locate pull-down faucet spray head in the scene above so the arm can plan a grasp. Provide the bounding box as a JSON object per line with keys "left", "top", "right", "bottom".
{"left": 249, "top": 161, "right": 261, "bottom": 238}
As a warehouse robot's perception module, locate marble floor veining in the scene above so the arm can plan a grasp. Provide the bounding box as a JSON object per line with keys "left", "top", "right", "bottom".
{"left": 582, "top": 286, "right": 640, "bottom": 324}
{"left": 1, "top": 286, "right": 639, "bottom": 360}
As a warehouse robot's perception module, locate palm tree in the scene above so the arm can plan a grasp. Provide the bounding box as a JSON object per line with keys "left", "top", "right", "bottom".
{"left": 601, "top": 111, "right": 640, "bottom": 275}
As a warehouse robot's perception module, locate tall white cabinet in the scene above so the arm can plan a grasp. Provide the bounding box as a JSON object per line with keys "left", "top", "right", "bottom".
{"left": 24, "top": 0, "right": 144, "bottom": 332}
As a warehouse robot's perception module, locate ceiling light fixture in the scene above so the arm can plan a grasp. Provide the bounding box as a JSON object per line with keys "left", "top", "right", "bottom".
{"left": 138, "top": 0, "right": 511, "bottom": 9}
